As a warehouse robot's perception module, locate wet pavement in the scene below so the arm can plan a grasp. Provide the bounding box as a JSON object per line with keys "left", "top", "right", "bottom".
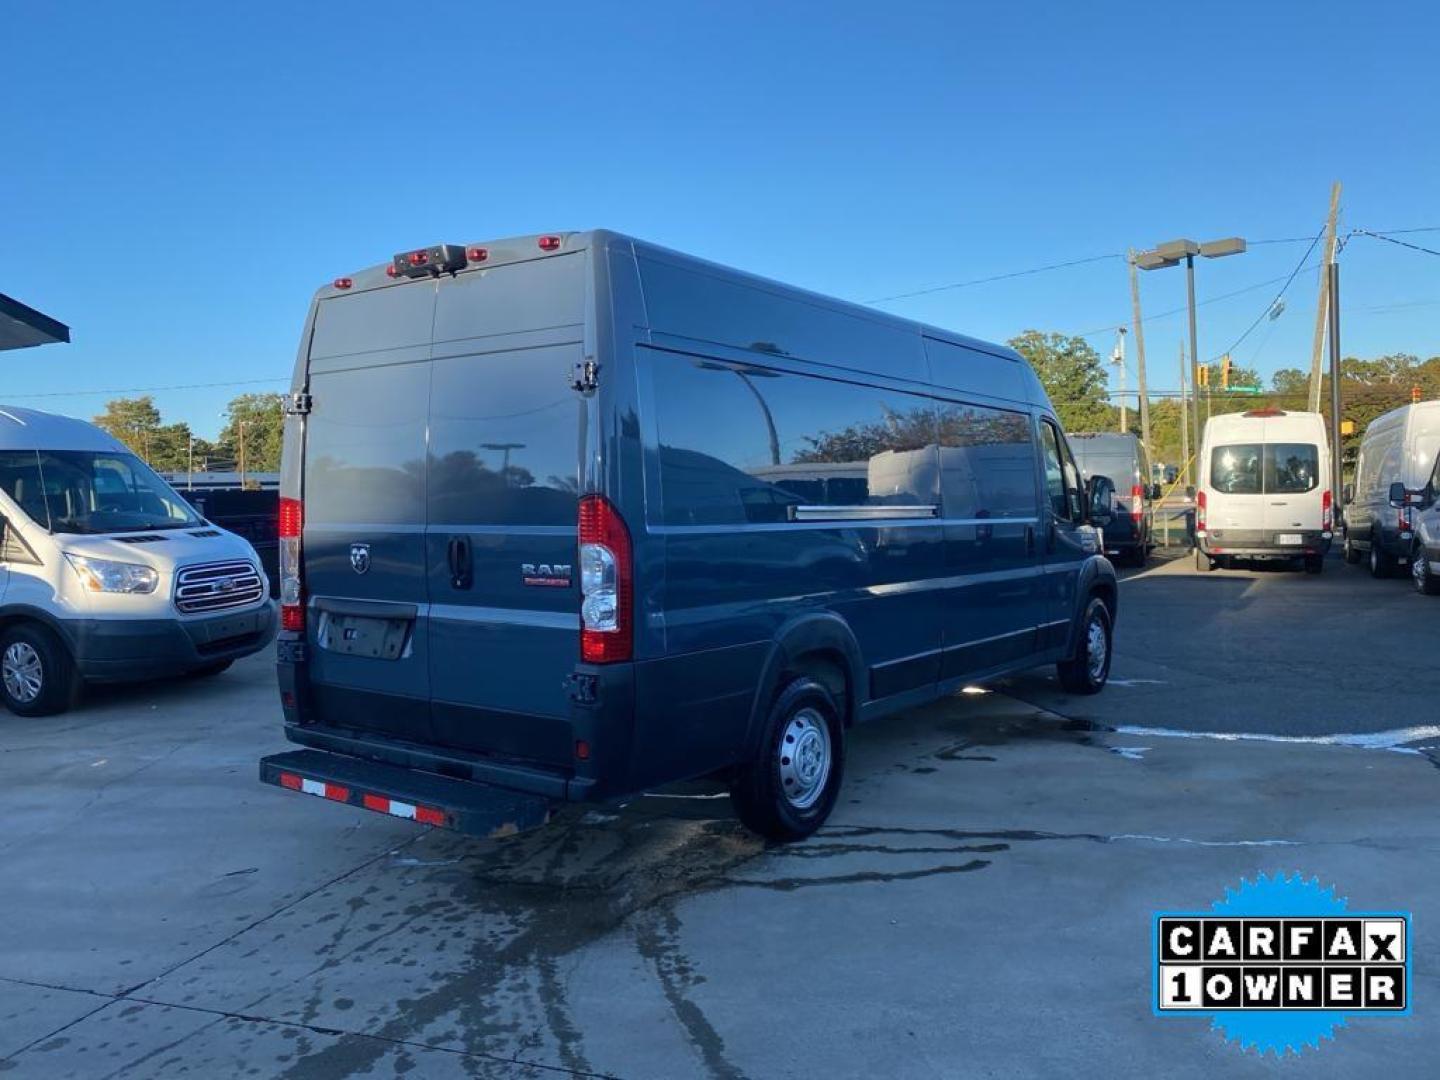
{"left": 2, "top": 553, "right": 1438, "bottom": 1078}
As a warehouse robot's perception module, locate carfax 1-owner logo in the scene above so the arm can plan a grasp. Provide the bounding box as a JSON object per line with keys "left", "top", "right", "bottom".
{"left": 1153, "top": 873, "right": 1412, "bottom": 1054}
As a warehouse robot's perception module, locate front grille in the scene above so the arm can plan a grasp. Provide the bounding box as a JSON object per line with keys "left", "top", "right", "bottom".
{"left": 174, "top": 559, "right": 265, "bottom": 615}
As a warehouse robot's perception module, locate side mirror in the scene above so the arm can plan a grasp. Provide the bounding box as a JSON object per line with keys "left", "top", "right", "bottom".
{"left": 1087, "top": 475, "right": 1115, "bottom": 526}
{"left": 1389, "top": 481, "right": 1408, "bottom": 508}
{"left": 1149, "top": 483, "right": 1163, "bottom": 501}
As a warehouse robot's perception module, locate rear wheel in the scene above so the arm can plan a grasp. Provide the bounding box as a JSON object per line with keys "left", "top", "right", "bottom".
{"left": 1413, "top": 544, "right": 1440, "bottom": 596}
{"left": 1368, "top": 531, "right": 1392, "bottom": 578}
{"left": 0, "top": 623, "right": 80, "bottom": 717}
{"left": 1057, "top": 596, "right": 1112, "bottom": 695}
{"left": 730, "top": 676, "right": 845, "bottom": 841}
{"left": 1195, "top": 549, "right": 1216, "bottom": 572}
{"left": 1343, "top": 531, "right": 1362, "bottom": 564}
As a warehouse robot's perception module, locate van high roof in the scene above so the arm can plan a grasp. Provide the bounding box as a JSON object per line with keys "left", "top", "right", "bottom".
{"left": 0, "top": 405, "right": 126, "bottom": 453}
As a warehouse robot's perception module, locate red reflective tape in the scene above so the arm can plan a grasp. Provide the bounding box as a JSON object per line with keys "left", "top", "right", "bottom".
{"left": 415, "top": 805, "right": 445, "bottom": 826}
{"left": 362, "top": 793, "right": 389, "bottom": 813}
{"left": 278, "top": 772, "right": 302, "bottom": 790}
{"left": 323, "top": 783, "right": 350, "bottom": 802}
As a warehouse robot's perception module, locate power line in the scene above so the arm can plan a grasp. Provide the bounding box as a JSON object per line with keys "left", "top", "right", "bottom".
{"left": 1354, "top": 228, "right": 1440, "bottom": 259}
{"left": 3, "top": 377, "right": 288, "bottom": 400}
{"left": 864, "top": 253, "right": 1123, "bottom": 303}
{"left": 1208, "top": 225, "right": 1327, "bottom": 362}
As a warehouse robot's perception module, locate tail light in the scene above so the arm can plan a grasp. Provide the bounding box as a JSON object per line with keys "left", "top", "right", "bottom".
{"left": 279, "top": 496, "right": 304, "bottom": 632}
{"left": 1399, "top": 497, "right": 1414, "bottom": 538}
{"left": 1322, "top": 489, "right": 1333, "bottom": 534}
{"left": 1196, "top": 489, "right": 1207, "bottom": 536}
{"left": 578, "top": 495, "right": 632, "bottom": 663}
{"left": 1130, "top": 483, "right": 1144, "bottom": 525}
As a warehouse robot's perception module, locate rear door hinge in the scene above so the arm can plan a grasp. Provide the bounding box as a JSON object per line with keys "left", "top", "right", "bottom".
{"left": 571, "top": 358, "right": 600, "bottom": 394}
{"left": 284, "top": 391, "right": 313, "bottom": 416}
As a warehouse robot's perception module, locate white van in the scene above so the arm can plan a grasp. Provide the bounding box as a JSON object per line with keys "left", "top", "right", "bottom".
{"left": 0, "top": 407, "right": 276, "bottom": 715}
{"left": 1342, "top": 401, "right": 1440, "bottom": 577}
{"left": 1195, "top": 408, "right": 1332, "bottom": 573}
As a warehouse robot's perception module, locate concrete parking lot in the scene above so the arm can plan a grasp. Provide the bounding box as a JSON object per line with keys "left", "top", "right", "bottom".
{"left": 2, "top": 553, "right": 1438, "bottom": 1078}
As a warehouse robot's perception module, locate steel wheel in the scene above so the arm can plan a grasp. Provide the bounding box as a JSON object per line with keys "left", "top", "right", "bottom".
{"left": 778, "top": 707, "right": 832, "bottom": 810}
{"left": 1086, "top": 611, "right": 1109, "bottom": 682}
{"left": 3, "top": 641, "right": 44, "bottom": 704}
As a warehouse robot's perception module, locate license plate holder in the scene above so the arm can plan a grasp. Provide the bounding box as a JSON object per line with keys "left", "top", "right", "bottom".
{"left": 320, "top": 613, "right": 407, "bottom": 659}
{"left": 1278, "top": 533, "right": 1303, "bottom": 546}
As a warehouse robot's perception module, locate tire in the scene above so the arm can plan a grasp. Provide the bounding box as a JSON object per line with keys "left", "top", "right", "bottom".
{"left": 1412, "top": 544, "right": 1440, "bottom": 596}
{"left": 1368, "top": 532, "right": 1392, "bottom": 579}
{"left": 1056, "top": 596, "right": 1113, "bottom": 695}
{"left": 1195, "top": 549, "right": 1216, "bottom": 572}
{"left": 1343, "top": 531, "right": 1362, "bottom": 564}
{"left": 730, "top": 676, "right": 845, "bottom": 841}
{"left": 1304, "top": 554, "right": 1324, "bottom": 575}
{"left": 0, "top": 623, "right": 80, "bottom": 717}
{"left": 188, "top": 659, "right": 234, "bottom": 678}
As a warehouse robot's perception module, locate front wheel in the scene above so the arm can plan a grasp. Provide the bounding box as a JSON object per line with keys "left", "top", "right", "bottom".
{"left": 0, "top": 624, "right": 80, "bottom": 717}
{"left": 1413, "top": 545, "right": 1440, "bottom": 596}
{"left": 1057, "top": 597, "right": 1113, "bottom": 695}
{"left": 730, "top": 677, "right": 845, "bottom": 841}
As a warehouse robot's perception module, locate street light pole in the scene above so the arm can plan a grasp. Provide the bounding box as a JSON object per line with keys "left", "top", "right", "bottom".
{"left": 1112, "top": 327, "right": 1128, "bottom": 434}
{"left": 1185, "top": 254, "right": 1202, "bottom": 483}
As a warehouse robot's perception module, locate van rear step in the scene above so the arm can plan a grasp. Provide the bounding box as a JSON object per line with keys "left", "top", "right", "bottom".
{"left": 259, "top": 749, "right": 552, "bottom": 839}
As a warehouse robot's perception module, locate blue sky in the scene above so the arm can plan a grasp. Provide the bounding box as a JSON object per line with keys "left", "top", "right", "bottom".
{"left": 5, "top": 1, "right": 1438, "bottom": 440}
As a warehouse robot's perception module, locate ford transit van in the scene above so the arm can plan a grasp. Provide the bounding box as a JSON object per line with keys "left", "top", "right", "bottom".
{"left": 0, "top": 407, "right": 277, "bottom": 715}
{"left": 1069, "top": 432, "right": 1156, "bottom": 566}
{"left": 1342, "top": 401, "right": 1440, "bottom": 577}
{"left": 1195, "top": 408, "right": 1332, "bottom": 573}
{"left": 263, "top": 232, "right": 1119, "bottom": 840}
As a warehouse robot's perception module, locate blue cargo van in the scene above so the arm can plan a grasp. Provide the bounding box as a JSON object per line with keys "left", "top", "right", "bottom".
{"left": 262, "top": 232, "right": 1119, "bottom": 840}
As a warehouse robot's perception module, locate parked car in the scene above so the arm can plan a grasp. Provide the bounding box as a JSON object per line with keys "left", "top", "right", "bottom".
{"left": 1195, "top": 408, "right": 1332, "bottom": 574}
{"left": 0, "top": 407, "right": 277, "bottom": 715}
{"left": 1403, "top": 449, "right": 1440, "bottom": 595}
{"left": 263, "top": 231, "right": 1118, "bottom": 841}
{"left": 1342, "top": 401, "right": 1440, "bottom": 578}
{"left": 1069, "top": 432, "right": 1156, "bottom": 566}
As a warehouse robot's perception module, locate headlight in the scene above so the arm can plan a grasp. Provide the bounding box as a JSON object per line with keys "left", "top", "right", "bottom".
{"left": 64, "top": 554, "right": 159, "bottom": 594}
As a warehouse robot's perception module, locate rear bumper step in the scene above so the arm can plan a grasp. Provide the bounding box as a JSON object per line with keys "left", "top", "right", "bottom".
{"left": 259, "top": 749, "right": 552, "bottom": 839}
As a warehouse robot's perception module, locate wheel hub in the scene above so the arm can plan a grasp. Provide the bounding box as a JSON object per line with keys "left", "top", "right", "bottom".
{"left": 3, "top": 642, "right": 43, "bottom": 704}
{"left": 778, "top": 708, "right": 832, "bottom": 810}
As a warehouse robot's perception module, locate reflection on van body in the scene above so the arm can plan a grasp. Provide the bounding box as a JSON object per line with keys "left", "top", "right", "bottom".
{"left": 268, "top": 231, "right": 1117, "bottom": 840}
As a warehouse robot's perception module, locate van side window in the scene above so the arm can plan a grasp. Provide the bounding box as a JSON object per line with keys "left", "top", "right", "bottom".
{"left": 0, "top": 450, "right": 50, "bottom": 528}
{"left": 935, "top": 402, "right": 1038, "bottom": 519}
{"left": 646, "top": 352, "right": 937, "bottom": 526}
{"left": 1038, "top": 421, "right": 1081, "bottom": 520}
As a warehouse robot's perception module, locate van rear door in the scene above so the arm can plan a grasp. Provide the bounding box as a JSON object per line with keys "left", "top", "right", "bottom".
{"left": 302, "top": 281, "right": 436, "bottom": 742}
{"left": 424, "top": 258, "right": 588, "bottom": 770}
{"left": 1206, "top": 439, "right": 1265, "bottom": 535}
{"left": 1261, "top": 429, "right": 1323, "bottom": 536}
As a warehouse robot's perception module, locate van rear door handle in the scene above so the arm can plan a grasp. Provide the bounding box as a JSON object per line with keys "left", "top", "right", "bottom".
{"left": 447, "top": 535, "right": 472, "bottom": 590}
{"left": 1025, "top": 525, "right": 1035, "bottom": 555}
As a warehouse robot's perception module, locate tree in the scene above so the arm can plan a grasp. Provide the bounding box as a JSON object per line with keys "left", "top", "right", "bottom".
{"left": 1007, "top": 330, "right": 1115, "bottom": 432}
{"left": 216, "top": 393, "right": 285, "bottom": 475}
{"left": 92, "top": 396, "right": 196, "bottom": 471}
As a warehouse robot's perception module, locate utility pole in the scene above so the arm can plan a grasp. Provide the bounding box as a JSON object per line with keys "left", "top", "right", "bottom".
{"left": 1179, "top": 343, "right": 1191, "bottom": 490}
{"left": 1113, "top": 327, "right": 1128, "bottom": 434}
{"left": 1309, "top": 181, "right": 1342, "bottom": 412}
{"left": 1128, "top": 250, "right": 1152, "bottom": 466}
{"left": 1185, "top": 253, "right": 1202, "bottom": 491}
{"left": 238, "top": 420, "right": 247, "bottom": 489}
{"left": 187, "top": 434, "right": 194, "bottom": 490}
{"left": 1328, "top": 261, "right": 1343, "bottom": 517}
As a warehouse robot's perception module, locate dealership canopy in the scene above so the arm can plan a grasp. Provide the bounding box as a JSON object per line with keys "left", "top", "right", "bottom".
{"left": 0, "top": 292, "right": 70, "bottom": 351}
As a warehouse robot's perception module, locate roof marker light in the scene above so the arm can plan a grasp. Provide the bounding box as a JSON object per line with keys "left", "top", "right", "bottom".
{"left": 333, "top": 277, "right": 352, "bottom": 290}
{"left": 538, "top": 235, "right": 561, "bottom": 251}
{"left": 467, "top": 246, "right": 488, "bottom": 262}
{"left": 408, "top": 250, "right": 429, "bottom": 266}
{"left": 386, "top": 265, "right": 400, "bottom": 278}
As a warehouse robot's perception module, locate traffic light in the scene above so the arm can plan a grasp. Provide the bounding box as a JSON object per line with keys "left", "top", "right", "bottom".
{"left": 1413, "top": 385, "right": 1423, "bottom": 404}
{"left": 1220, "top": 354, "right": 1233, "bottom": 390}
{"left": 1198, "top": 364, "right": 1209, "bottom": 389}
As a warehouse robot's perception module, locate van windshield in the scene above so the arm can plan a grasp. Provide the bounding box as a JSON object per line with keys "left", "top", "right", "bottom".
{"left": 1210, "top": 442, "right": 1319, "bottom": 495}
{"left": 0, "top": 450, "right": 200, "bottom": 534}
